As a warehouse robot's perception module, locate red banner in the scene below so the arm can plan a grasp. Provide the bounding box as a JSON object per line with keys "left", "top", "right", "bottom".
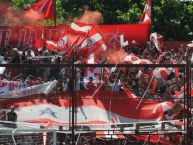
{"left": 0, "top": 24, "right": 149, "bottom": 49}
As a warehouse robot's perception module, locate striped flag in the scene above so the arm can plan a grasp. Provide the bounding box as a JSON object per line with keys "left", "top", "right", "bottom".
{"left": 139, "top": 0, "right": 151, "bottom": 24}
{"left": 70, "top": 22, "right": 107, "bottom": 56}
{"left": 0, "top": 89, "right": 174, "bottom": 126}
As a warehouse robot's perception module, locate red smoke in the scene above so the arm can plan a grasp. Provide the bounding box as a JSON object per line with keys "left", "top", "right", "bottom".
{"left": 75, "top": 6, "right": 103, "bottom": 24}
{"left": 0, "top": 2, "right": 21, "bottom": 25}
{"left": 23, "top": 9, "right": 44, "bottom": 23}
{"left": 0, "top": 2, "right": 43, "bottom": 25}
{"left": 108, "top": 49, "right": 128, "bottom": 64}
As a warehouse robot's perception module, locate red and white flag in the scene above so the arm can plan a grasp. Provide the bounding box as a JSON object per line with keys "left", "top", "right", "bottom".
{"left": 139, "top": 0, "right": 151, "bottom": 24}
{"left": 70, "top": 22, "right": 107, "bottom": 57}
{"left": 57, "top": 32, "right": 68, "bottom": 50}
{"left": 29, "top": 0, "right": 55, "bottom": 20}
{"left": 44, "top": 30, "right": 68, "bottom": 51}
{"left": 150, "top": 32, "right": 164, "bottom": 53}
{"left": 0, "top": 89, "right": 174, "bottom": 126}
{"left": 153, "top": 67, "right": 172, "bottom": 79}
{"left": 45, "top": 40, "right": 58, "bottom": 50}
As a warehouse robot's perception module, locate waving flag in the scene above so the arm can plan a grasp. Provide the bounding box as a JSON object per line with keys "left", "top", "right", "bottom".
{"left": 29, "top": 0, "right": 55, "bottom": 20}
{"left": 70, "top": 22, "right": 107, "bottom": 55}
{"left": 0, "top": 89, "right": 174, "bottom": 126}
{"left": 57, "top": 32, "right": 68, "bottom": 50}
{"left": 140, "top": 0, "right": 151, "bottom": 24}
{"left": 45, "top": 40, "right": 58, "bottom": 50}
{"left": 153, "top": 67, "right": 173, "bottom": 79}
{"left": 150, "top": 32, "right": 164, "bottom": 53}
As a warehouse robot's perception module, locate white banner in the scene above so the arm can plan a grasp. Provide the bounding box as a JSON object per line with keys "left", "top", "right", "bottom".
{"left": 0, "top": 80, "right": 58, "bottom": 98}
{"left": 0, "top": 80, "right": 21, "bottom": 94}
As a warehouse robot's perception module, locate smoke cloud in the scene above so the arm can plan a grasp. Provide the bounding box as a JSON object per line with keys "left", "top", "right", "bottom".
{"left": 74, "top": 6, "right": 103, "bottom": 25}
{"left": 0, "top": 2, "right": 43, "bottom": 25}
{"left": 108, "top": 49, "right": 128, "bottom": 64}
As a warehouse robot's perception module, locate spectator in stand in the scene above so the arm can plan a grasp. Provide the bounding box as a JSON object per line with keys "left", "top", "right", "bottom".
{"left": 86, "top": 77, "right": 95, "bottom": 91}
{"left": 80, "top": 77, "right": 87, "bottom": 90}
{"left": 34, "top": 76, "right": 43, "bottom": 85}
{"left": 162, "top": 109, "right": 176, "bottom": 120}
{"left": 0, "top": 111, "right": 6, "bottom": 121}
{"left": 0, "top": 74, "right": 3, "bottom": 80}
{"left": 62, "top": 77, "right": 69, "bottom": 92}
{"left": 112, "top": 79, "right": 121, "bottom": 92}
{"left": 25, "top": 49, "right": 33, "bottom": 64}
{"left": 25, "top": 75, "right": 34, "bottom": 87}
{"left": 7, "top": 105, "right": 17, "bottom": 122}
{"left": 75, "top": 77, "right": 81, "bottom": 91}
{"left": 10, "top": 48, "right": 20, "bottom": 63}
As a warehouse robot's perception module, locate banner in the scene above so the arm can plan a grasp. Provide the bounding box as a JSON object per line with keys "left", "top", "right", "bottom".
{"left": 0, "top": 89, "right": 173, "bottom": 126}
{"left": 0, "top": 80, "right": 57, "bottom": 98}
{"left": 0, "top": 80, "right": 21, "bottom": 94}
{"left": 0, "top": 24, "right": 149, "bottom": 49}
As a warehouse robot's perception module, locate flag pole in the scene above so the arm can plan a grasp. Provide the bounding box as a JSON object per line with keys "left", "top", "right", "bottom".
{"left": 54, "top": 0, "right": 57, "bottom": 26}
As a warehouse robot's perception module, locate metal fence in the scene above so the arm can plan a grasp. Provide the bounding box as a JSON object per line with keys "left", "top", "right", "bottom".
{"left": 0, "top": 63, "right": 192, "bottom": 145}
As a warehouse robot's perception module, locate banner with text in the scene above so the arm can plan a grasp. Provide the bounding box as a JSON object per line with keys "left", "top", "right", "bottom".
{"left": 0, "top": 24, "right": 149, "bottom": 49}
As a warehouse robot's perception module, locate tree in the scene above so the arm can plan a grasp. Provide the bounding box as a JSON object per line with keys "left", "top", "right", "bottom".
{"left": 152, "top": 0, "right": 193, "bottom": 41}
{"left": 2, "top": 0, "right": 193, "bottom": 40}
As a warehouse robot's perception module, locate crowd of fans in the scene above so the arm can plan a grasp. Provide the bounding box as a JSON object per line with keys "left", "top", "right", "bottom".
{"left": 0, "top": 42, "right": 192, "bottom": 145}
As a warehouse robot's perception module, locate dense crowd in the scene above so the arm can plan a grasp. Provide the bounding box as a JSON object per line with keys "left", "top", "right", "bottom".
{"left": 0, "top": 42, "right": 192, "bottom": 145}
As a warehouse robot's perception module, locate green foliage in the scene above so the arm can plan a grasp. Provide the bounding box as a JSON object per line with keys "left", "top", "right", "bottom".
{"left": 5, "top": 0, "right": 193, "bottom": 40}
{"left": 152, "top": 0, "right": 193, "bottom": 40}
{"left": 11, "top": 0, "right": 37, "bottom": 9}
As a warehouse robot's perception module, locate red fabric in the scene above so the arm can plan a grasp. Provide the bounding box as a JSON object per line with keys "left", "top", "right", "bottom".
{"left": 121, "top": 83, "right": 137, "bottom": 99}
{"left": 35, "top": 35, "right": 43, "bottom": 50}
{"left": 98, "top": 24, "right": 149, "bottom": 48}
{"left": 70, "top": 22, "right": 107, "bottom": 59}
{"left": 151, "top": 79, "right": 158, "bottom": 93}
{"left": 57, "top": 31, "right": 68, "bottom": 50}
{"left": 160, "top": 69, "right": 169, "bottom": 79}
{"left": 29, "top": 0, "right": 55, "bottom": 20}
{"left": 174, "top": 67, "right": 179, "bottom": 78}
{"left": 0, "top": 25, "right": 149, "bottom": 49}
{"left": 66, "top": 26, "right": 89, "bottom": 56}
{"left": 45, "top": 40, "right": 56, "bottom": 50}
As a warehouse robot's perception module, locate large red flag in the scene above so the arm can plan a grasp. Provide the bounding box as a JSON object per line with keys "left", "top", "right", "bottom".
{"left": 29, "top": 0, "right": 55, "bottom": 20}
